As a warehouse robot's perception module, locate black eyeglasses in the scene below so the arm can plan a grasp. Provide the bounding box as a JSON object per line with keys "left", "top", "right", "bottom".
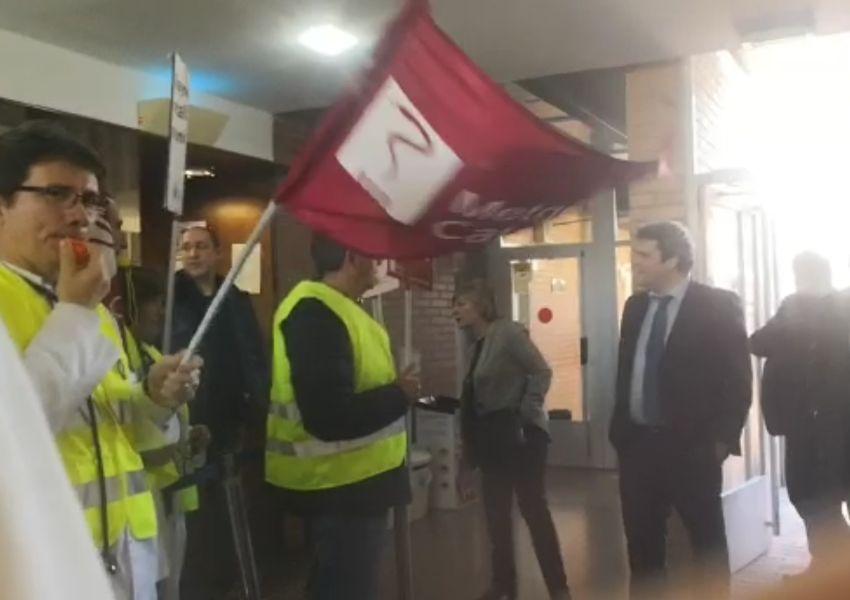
{"left": 13, "top": 185, "right": 109, "bottom": 210}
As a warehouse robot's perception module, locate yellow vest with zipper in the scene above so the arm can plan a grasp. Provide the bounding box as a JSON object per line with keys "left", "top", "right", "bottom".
{"left": 123, "top": 328, "right": 199, "bottom": 513}
{"left": 265, "top": 280, "right": 406, "bottom": 491}
{"left": 0, "top": 264, "right": 157, "bottom": 547}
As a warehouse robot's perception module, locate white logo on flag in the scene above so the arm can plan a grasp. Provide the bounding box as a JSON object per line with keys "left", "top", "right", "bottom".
{"left": 337, "top": 77, "right": 462, "bottom": 225}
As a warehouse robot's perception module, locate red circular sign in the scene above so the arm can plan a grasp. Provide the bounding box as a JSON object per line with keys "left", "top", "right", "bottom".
{"left": 538, "top": 308, "right": 553, "bottom": 324}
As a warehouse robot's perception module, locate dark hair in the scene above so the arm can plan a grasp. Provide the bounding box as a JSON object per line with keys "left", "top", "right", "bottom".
{"left": 123, "top": 266, "right": 165, "bottom": 326}
{"left": 311, "top": 233, "right": 349, "bottom": 278}
{"left": 0, "top": 120, "right": 105, "bottom": 203}
{"left": 635, "top": 221, "right": 694, "bottom": 274}
{"left": 793, "top": 251, "right": 831, "bottom": 282}
{"left": 453, "top": 279, "right": 498, "bottom": 322}
{"left": 180, "top": 224, "right": 220, "bottom": 249}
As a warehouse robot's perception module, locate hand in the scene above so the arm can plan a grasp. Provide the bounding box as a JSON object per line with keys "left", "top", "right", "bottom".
{"left": 188, "top": 425, "right": 211, "bottom": 456}
{"left": 147, "top": 352, "right": 204, "bottom": 409}
{"left": 714, "top": 442, "right": 731, "bottom": 463}
{"left": 56, "top": 239, "right": 110, "bottom": 308}
{"left": 398, "top": 364, "right": 421, "bottom": 401}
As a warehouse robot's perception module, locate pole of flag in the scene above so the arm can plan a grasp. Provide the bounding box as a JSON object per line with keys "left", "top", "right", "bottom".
{"left": 394, "top": 287, "right": 415, "bottom": 600}
{"left": 182, "top": 200, "right": 278, "bottom": 361}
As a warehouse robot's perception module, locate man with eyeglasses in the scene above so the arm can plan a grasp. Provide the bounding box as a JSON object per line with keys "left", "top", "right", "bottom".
{"left": 0, "top": 120, "right": 201, "bottom": 600}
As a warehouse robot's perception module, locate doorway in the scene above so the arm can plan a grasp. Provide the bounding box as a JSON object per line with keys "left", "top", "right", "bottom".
{"left": 488, "top": 192, "right": 624, "bottom": 469}
{"left": 698, "top": 173, "right": 780, "bottom": 570}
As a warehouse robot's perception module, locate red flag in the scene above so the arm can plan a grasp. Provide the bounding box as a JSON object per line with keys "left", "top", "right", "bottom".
{"left": 277, "top": 0, "right": 655, "bottom": 258}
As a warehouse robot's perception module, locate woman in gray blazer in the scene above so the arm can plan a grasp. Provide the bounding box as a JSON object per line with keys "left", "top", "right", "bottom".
{"left": 453, "top": 280, "right": 570, "bottom": 600}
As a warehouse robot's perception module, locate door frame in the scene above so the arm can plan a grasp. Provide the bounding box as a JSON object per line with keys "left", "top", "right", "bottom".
{"left": 487, "top": 192, "right": 621, "bottom": 469}
{"left": 697, "top": 171, "right": 781, "bottom": 570}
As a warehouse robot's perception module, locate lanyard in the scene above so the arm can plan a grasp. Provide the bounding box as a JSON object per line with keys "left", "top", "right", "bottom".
{"left": 19, "top": 275, "right": 119, "bottom": 576}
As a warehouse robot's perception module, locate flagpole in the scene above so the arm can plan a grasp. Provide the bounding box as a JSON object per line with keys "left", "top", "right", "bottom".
{"left": 394, "top": 287, "right": 415, "bottom": 600}
{"left": 180, "top": 200, "right": 278, "bottom": 363}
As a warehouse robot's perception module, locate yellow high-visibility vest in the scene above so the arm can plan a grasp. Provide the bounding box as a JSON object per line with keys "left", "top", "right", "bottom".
{"left": 266, "top": 280, "right": 406, "bottom": 491}
{"left": 0, "top": 264, "right": 157, "bottom": 547}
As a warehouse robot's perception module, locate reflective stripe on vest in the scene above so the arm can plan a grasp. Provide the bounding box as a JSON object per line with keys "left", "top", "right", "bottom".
{"left": 0, "top": 265, "right": 158, "bottom": 546}
{"left": 266, "top": 416, "right": 406, "bottom": 458}
{"left": 76, "top": 469, "right": 149, "bottom": 510}
{"left": 266, "top": 280, "right": 406, "bottom": 491}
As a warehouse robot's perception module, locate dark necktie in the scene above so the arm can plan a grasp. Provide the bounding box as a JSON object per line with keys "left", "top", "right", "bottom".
{"left": 642, "top": 295, "right": 673, "bottom": 425}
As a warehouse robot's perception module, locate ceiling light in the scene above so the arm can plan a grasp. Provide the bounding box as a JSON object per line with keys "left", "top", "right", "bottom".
{"left": 185, "top": 167, "right": 216, "bottom": 179}
{"left": 298, "top": 24, "right": 358, "bottom": 56}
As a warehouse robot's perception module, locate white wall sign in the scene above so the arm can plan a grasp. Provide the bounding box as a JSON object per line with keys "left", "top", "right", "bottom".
{"left": 232, "top": 243, "right": 262, "bottom": 294}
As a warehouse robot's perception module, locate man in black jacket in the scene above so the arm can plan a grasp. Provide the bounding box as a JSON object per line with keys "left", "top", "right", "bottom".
{"left": 172, "top": 224, "right": 268, "bottom": 600}
{"left": 750, "top": 252, "right": 850, "bottom": 572}
{"left": 609, "top": 221, "right": 752, "bottom": 598}
{"left": 269, "top": 234, "right": 419, "bottom": 600}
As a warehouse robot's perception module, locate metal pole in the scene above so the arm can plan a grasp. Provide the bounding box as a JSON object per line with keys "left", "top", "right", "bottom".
{"left": 222, "top": 454, "right": 262, "bottom": 600}
{"left": 162, "top": 219, "right": 181, "bottom": 355}
{"left": 182, "top": 200, "right": 278, "bottom": 363}
{"left": 394, "top": 288, "right": 415, "bottom": 600}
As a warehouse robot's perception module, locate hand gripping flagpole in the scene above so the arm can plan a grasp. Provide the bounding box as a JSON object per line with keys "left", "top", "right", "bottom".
{"left": 180, "top": 200, "right": 278, "bottom": 363}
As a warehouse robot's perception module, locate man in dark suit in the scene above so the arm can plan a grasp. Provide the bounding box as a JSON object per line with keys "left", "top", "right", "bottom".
{"left": 751, "top": 252, "right": 850, "bottom": 572}
{"left": 609, "top": 221, "right": 752, "bottom": 598}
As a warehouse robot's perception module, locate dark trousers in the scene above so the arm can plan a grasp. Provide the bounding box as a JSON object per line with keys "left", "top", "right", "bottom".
{"left": 306, "top": 511, "right": 389, "bottom": 600}
{"left": 479, "top": 425, "right": 568, "bottom": 597}
{"left": 617, "top": 428, "right": 730, "bottom": 599}
{"left": 181, "top": 480, "right": 238, "bottom": 600}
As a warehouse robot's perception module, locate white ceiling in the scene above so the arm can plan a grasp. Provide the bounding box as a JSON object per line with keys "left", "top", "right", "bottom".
{"left": 1, "top": 0, "right": 849, "bottom": 113}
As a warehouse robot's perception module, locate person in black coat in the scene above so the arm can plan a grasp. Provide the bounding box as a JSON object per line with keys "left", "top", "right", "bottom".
{"left": 750, "top": 251, "right": 850, "bottom": 572}
{"left": 171, "top": 224, "right": 268, "bottom": 600}
{"left": 609, "top": 221, "right": 752, "bottom": 598}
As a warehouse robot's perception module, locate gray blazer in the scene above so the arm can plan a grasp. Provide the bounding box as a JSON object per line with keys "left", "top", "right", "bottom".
{"left": 464, "top": 319, "right": 552, "bottom": 433}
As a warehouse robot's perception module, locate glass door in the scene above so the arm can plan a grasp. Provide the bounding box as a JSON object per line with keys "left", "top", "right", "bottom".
{"left": 510, "top": 256, "right": 586, "bottom": 422}
{"left": 700, "top": 177, "right": 778, "bottom": 570}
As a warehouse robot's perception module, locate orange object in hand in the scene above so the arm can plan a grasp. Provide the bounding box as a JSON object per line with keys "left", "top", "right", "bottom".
{"left": 69, "top": 239, "right": 90, "bottom": 266}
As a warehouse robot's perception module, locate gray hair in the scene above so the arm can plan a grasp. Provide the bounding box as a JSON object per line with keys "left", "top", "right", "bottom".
{"left": 453, "top": 279, "right": 498, "bottom": 322}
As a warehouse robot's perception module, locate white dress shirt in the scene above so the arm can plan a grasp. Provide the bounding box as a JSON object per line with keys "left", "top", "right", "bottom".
{"left": 629, "top": 278, "right": 690, "bottom": 424}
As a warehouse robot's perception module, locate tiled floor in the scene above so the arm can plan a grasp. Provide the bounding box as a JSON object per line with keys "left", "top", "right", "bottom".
{"left": 263, "top": 469, "right": 811, "bottom": 600}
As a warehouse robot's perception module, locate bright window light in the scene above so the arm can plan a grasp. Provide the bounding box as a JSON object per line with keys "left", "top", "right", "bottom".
{"left": 744, "top": 33, "right": 850, "bottom": 293}
{"left": 298, "top": 24, "right": 358, "bottom": 56}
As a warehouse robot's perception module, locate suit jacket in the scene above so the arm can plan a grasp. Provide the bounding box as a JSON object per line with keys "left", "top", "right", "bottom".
{"left": 461, "top": 319, "right": 552, "bottom": 434}
{"left": 609, "top": 281, "right": 752, "bottom": 454}
{"left": 750, "top": 292, "right": 850, "bottom": 502}
{"left": 750, "top": 292, "right": 850, "bottom": 436}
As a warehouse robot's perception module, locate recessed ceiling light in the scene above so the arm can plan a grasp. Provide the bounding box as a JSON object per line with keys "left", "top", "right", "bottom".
{"left": 185, "top": 167, "right": 216, "bottom": 179}
{"left": 298, "top": 24, "right": 358, "bottom": 57}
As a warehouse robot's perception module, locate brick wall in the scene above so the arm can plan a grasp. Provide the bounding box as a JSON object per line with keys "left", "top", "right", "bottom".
{"left": 691, "top": 51, "right": 748, "bottom": 175}
{"left": 381, "top": 256, "right": 461, "bottom": 399}
{"left": 625, "top": 61, "right": 689, "bottom": 229}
